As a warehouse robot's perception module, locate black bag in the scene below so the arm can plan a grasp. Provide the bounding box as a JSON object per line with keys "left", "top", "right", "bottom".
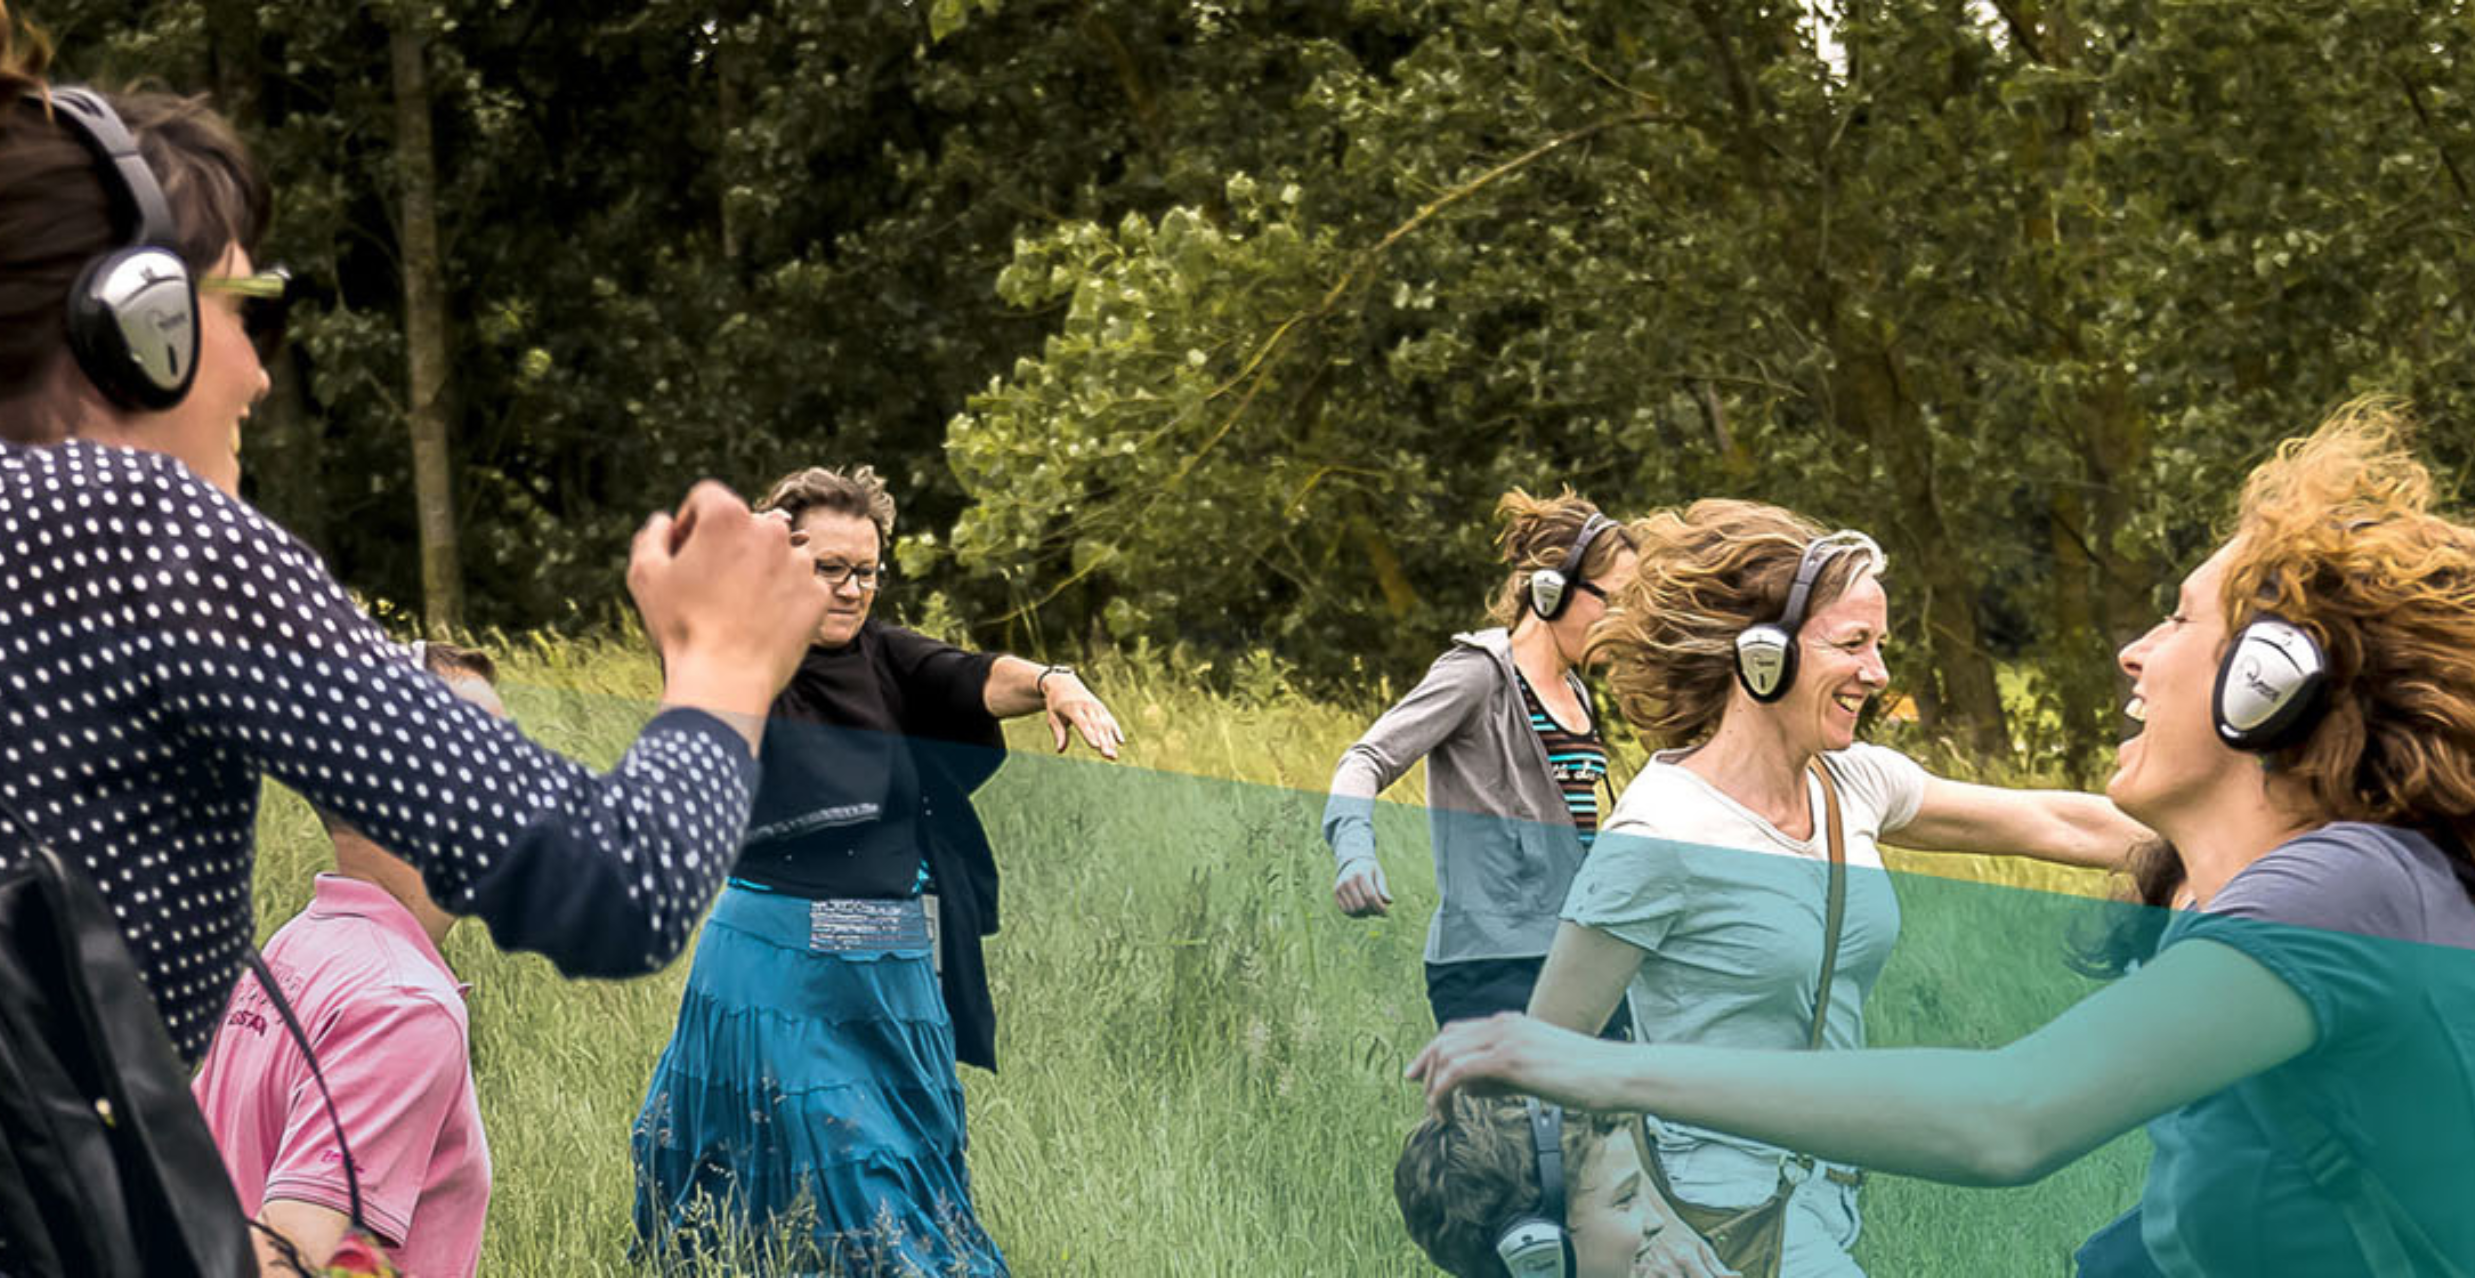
{"left": 0, "top": 842, "right": 256, "bottom": 1276}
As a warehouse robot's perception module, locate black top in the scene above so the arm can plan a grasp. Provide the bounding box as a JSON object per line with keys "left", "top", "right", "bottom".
{"left": 737, "top": 620, "right": 1018, "bottom": 1069}
{"left": 0, "top": 441, "right": 758, "bottom": 1062}
{"left": 734, "top": 626, "right": 990, "bottom": 897}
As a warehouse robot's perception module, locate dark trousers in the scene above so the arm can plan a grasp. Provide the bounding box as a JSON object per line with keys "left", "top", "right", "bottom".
{"left": 1425, "top": 956, "right": 1633, "bottom": 1041}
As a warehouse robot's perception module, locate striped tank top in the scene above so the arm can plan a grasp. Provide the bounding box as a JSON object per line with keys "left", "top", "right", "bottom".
{"left": 1515, "top": 670, "right": 1608, "bottom": 847}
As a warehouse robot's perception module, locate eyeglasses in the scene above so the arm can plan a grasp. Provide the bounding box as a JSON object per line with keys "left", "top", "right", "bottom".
{"left": 198, "top": 266, "right": 293, "bottom": 365}
{"left": 1573, "top": 580, "right": 1608, "bottom": 603}
{"left": 813, "top": 560, "right": 885, "bottom": 589}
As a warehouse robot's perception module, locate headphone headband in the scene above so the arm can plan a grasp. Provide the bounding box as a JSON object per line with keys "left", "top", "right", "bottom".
{"left": 1527, "top": 511, "right": 1621, "bottom": 622}
{"left": 45, "top": 88, "right": 180, "bottom": 250}
{"left": 1493, "top": 1099, "right": 1573, "bottom": 1278}
{"left": 1733, "top": 530, "right": 1885, "bottom": 704}
{"left": 1777, "top": 530, "right": 1884, "bottom": 636}
{"left": 1525, "top": 1097, "right": 1566, "bottom": 1224}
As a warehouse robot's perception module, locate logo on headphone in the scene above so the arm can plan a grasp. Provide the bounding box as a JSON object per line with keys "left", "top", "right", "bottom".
{"left": 2213, "top": 615, "right": 2329, "bottom": 750}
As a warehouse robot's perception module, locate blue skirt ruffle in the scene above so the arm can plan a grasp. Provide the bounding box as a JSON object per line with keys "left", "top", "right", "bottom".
{"left": 632, "top": 884, "right": 1007, "bottom": 1276}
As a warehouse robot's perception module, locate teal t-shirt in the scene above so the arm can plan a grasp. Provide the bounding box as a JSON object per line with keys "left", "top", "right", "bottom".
{"left": 2139, "top": 823, "right": 2475, "bottom": 1277}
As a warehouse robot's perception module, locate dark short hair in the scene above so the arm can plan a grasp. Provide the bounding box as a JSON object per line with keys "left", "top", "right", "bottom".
{"left": 756, "top": 464, "right": 896, "bottom": 551}
{"left": 417, "top": 639, "right": 498, "bottom": 685}
{"left": 1, "top": 14, "right": 271, "bottom": 441}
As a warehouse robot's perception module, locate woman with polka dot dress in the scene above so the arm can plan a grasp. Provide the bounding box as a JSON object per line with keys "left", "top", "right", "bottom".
{"left": 0, "top": 19, "right": 823, "bottom": 1066}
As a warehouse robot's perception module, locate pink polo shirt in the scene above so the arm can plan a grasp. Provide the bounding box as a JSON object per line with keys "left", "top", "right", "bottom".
{"left": 193, "top": 875, "right": 491, "bottom": 1277}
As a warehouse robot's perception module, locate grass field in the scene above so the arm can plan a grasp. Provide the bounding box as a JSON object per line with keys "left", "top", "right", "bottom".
{"left": 242, "top": 638, "right": 2148, "bottom": 1275}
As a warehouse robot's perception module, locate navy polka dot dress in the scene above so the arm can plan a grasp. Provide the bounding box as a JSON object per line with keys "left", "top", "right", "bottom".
{"left": 0, "top": 441, "right": 757, "bottom": 1063}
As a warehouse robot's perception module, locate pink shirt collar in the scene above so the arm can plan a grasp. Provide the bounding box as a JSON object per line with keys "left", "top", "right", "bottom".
{"left": 304, "top": 874, "right": 469, "bottom": 996}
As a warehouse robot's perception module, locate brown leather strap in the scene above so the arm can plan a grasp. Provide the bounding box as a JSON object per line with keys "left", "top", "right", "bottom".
{"left": 1634, "top": 763, "right": 1854, "bottom": 1216}
{"left": 1806, "top": 760, "right": 1848, "bottom": 1051}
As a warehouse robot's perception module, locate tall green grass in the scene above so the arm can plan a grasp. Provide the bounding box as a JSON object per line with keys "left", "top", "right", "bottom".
{"left": 243, "top": 639, "right": 2145, "bottom": 1274}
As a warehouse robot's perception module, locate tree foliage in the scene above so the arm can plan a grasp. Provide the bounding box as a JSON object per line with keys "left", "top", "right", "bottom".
{"left": 27, "top": 0, "right": 2474, "bottom": 774}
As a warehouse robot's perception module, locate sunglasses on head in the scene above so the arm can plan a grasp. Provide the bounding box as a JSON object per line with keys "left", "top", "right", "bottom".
{"left": 197, "top": 266, "right": 293, "bottom": 365}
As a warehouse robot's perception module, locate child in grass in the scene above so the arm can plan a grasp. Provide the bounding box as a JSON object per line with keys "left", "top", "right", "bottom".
{"left": 193, "top": 643, "right": 507, "bottom": 1278}
{"left": 1396, "top": 1093, "right": 1657, "bottom": 1277}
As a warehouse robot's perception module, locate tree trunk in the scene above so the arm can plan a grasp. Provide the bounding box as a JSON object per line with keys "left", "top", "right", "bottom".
{"left": 1832, "top": 327, "right": 2012, "bottom": 759}
{"left": 202, "top": 1, "right": 330, "bottom": 553}
{"left": 390, "top": 9, "right": 463, "bottom": 633}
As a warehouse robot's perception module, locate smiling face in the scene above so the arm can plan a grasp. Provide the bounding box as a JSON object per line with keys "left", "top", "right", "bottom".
{"left": 140, "top": 242, "right": 269, "bottom": 496}
{"left": 1564, "top": 1126, "right": 1654, "bottom": 1277}
{"left": 1762, "top": 571, "right": 1890, "bottom": 755}
{"left": 2109, "top": 546, "right": 2241, "bottom": 832}
{"left": 792, "top": 508, "right": 881, "bottom": 648}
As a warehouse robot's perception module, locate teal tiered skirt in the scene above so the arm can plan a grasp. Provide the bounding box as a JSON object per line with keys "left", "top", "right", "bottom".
{"left": 632, "top": 883, "right": 1007, "bottom": 1276}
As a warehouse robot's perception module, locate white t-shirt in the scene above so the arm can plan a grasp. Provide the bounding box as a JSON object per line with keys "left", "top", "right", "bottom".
{"left": 1563, "top": 742, "right": 1929, "bottom": 1195}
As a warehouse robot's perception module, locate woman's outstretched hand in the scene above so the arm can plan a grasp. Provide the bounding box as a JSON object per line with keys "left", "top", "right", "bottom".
{"left": 630, "top": 482, "right": 825, "bottom": 747}
{"left": 1041, "top": 671, "right": 1126, "bottom": 759}
{"left": 1407, "top": 1012, "right": 1637, "bottom": 1116}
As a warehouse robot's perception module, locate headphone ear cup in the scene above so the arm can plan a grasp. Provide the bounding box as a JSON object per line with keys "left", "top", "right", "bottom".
{"left": 1493, "top": 1217, "right": 1573, "bottom": 1278}
{"left": 2213, "top": 616, "right": 2329, "bottom": 752}
{"left": 1530, "top": 569, "right": 1570, "bottom": 622}
{"left": 66, "top": 245, "right": 199, "bottom": 411}
{"left": 1735, "top": 625, "right": 1797, "bottom": 703}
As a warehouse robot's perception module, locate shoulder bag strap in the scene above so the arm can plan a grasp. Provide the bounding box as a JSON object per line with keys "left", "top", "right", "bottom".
{"left": 237, "top": 951, "right": 371, "bottom": 1242}
{"left": 1634, "top": 763, "right": 1853, "bottom": 1211}
{"left": 2237, "top": 1066, "right": 2468, "bottom": 1278}
{"left": 1805, "top": 761, "right": 1849, "bottom": 1051}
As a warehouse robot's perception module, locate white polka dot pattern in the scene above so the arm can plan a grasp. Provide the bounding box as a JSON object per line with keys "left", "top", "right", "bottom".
{"left": 0, "top": 441, "right": 757, "bottom": 1062}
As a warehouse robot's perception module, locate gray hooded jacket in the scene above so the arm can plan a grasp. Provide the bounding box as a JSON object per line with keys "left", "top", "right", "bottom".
{"left": 1322, "top": 627, "right": 1595, "bottom": 964}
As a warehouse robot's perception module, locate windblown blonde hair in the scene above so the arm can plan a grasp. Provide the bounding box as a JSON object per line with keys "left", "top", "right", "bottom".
{"left": 1486, "top": 487, "right": 1633, "bottom": 626}
{"left": 2217, "top": 395, "right": 2475, "bottom": 853}
{"left": 1588, "top": 499, "right": 1883, "bottom": 747}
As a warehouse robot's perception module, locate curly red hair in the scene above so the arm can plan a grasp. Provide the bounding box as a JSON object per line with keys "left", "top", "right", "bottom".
{"left": 2217, "top": 395, "right": 2475, "bottom": 852}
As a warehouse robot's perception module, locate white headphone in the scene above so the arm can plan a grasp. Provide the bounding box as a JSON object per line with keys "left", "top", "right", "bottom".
{"left": 2213, "top": 613, "right": 2329, "bottom": 752}
{"left": 1492, "top": 1099, "right": 1573, "bottom": 1278}
{"left": 1733, "top": 531, "right": 1885, "bottom": 703}
{"left": 1528, "top": 514, "right": 1620, "bottom": 623}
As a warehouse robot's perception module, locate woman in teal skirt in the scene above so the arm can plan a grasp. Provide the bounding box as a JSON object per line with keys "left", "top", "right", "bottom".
{"left": 632, "top": 464, "right": 1125, "bottom": 1275}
